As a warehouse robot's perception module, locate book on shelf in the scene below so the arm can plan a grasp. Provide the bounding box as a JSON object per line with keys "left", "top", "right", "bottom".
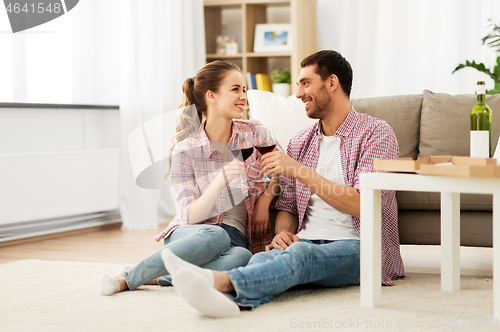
{"left": 246, "top": 72, "right": 256, "bottom": 90}
{"left": 245, "top": 72, "right": 272, "bottom": 92}
{"left": 255, "top": 73, "right": 272, "bottom": 92}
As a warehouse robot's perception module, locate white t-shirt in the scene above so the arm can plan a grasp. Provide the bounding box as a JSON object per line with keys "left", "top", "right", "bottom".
{"left": 296, "top": 132, "right": 360, "bottom": 241}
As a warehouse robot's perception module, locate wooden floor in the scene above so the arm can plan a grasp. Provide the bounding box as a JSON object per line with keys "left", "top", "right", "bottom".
{"left": 0, "top": 224, "right": 167, "bottom": 265}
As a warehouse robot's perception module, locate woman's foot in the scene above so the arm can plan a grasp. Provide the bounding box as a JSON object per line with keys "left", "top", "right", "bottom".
{"left": 120, "top": 266, "right": 159, "bottom": 286}
{"left": 99, "top": 272, "right": 129, "bottom": 295}
{"left": 99, "top": 274, "right": 120, "bottom": 296}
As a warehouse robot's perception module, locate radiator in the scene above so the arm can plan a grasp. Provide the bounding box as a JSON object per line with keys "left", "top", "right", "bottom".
{"left": 0, "top": 149, "right": 121, "bottom": 240}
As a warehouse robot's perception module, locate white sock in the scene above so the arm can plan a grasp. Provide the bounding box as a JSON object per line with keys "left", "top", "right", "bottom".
{"left": 160, "top": 248, "right": 214, "bottom": 286}
{"left": 173, "top": 267, "right": 239, "bottom": 318}
{"left": 99, "top": 274, "right": 120, "bottom": 296}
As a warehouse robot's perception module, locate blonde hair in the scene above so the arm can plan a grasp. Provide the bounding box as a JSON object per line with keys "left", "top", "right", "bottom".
{"left": 165, "top": 61, "right": 242, "bottom": 178}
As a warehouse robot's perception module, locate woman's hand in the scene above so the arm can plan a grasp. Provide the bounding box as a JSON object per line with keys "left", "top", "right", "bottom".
{"left": 252, "top": 195, "right": 271, "bottom": 238}
{"left": 215, "top": 159, "right": 245, "bottom": 187}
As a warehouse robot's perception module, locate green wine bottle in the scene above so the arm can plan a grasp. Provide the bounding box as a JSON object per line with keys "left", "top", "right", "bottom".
{"left": 470, "top": 81, "right": 492, "bottom": 158}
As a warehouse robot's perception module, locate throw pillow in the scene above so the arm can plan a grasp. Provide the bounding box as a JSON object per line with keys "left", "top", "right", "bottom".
{"left": 419, "top": 89, "right": 500, "bottom": 157}
{"left": 247, "top": 90, "right": 317, "bottom": 148}
{"left": 352, "top": 94, "right": 422, "bottom": 159}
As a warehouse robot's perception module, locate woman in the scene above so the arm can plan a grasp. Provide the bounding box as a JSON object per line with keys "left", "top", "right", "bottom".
{"left": 100, "top": 61, "right": 277, "bottom": 295}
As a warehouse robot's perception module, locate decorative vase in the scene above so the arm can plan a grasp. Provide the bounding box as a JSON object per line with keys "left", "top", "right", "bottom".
{"left": 272, "top": 83, "right": 291, "bottom": 97}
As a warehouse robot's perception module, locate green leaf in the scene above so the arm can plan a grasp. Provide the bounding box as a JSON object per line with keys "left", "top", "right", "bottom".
{"left": 452, "top": 60, "right": 500, "bottom": 83}
{"left": 271, "top": 68, "right": 291, "bottom": 84}
{"left": 486, "top": 38, "right": 500, "bottom": 46}
{"left": 491, "top": 39, "right": 500, "bottom": 47}
{"left": 482, "top": 20, "right": 500, "bottom": 51}
{"left": 454, "top": 21, "right": 500, "bottom": 84}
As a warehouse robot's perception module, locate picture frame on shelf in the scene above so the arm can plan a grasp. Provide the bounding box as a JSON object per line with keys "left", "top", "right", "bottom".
{"left": 253, "top": 23, "right": 292, "bottom": 53}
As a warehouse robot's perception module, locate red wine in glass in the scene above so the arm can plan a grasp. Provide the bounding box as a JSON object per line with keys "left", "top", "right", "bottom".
{"left": 231, "top": 147, "right": 254, "bottom": 161}
{"left": 256, "top": 144, "right": 276, "bottom": 155}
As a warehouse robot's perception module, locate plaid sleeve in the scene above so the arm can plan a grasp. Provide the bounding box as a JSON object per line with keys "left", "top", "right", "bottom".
{"left": 170, "top": 143, "right": 200, "bottom": 226}
{"left": 274, "top": 138, "right": 298, "bottom": 216}
{"left": 352, "top": 121, "right": 399, "bottom": 191}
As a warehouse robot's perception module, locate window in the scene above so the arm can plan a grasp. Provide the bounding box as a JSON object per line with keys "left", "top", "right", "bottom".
{"left": 0, "top": 1, "right": 121, "bottom": 105}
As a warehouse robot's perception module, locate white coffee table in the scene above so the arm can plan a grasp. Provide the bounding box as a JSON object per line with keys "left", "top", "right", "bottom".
{"left": 359, "top": 172, "right": 500, "bottom": 317}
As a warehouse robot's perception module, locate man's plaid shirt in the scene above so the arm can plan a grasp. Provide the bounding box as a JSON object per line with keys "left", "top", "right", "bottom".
{"left": 275, "top": 107, "right": 405, "bottom": 285}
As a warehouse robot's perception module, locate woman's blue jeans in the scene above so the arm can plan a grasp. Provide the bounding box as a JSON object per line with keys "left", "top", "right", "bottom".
{"left": 226, "top": 239, "right": 360, "bottom": 308}
{"left": 124, "top": 224, "right": 251, "bottom": 290}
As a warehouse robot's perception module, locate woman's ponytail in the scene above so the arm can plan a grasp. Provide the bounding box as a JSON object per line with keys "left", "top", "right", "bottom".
{"left": 181, "top": 77, "right": 196, "bottom": 107}
{"left": 164, "top": 78, "right": 203, "bottom": 178}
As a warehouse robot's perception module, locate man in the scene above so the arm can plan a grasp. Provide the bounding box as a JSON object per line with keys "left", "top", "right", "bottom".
{"left": 160, "top": 50, "right": 405, "bottom": 318}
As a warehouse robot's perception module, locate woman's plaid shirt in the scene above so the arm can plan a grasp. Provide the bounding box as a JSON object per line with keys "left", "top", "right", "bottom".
{"left": 154, "top": 119, "right": 272, "bottom": 253}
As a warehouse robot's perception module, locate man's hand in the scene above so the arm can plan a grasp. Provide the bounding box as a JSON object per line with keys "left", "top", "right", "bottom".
{"left": 265, "top": 231, "right": 300, "bottom": 251}
{"left": 260, "top": 151, "right": 301, "bottom": 178}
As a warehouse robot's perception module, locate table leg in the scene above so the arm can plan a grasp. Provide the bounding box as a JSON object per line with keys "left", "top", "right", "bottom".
{"left": 360, "top": 188, "right": 381, "bottom": 307}
{"left": 493, "top": 193, "right": 500, "bottom": 319}
{"left": 440, "top": 192, "right": 460, "bottom": 291}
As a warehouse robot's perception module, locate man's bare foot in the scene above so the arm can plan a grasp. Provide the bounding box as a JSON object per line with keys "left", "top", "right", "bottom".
{"left": 213, "top": 271, "right": 235, "bottom": 293}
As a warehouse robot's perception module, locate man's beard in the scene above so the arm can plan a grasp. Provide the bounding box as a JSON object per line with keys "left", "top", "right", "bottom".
{"left": 307, "top": 85, "right": 331, "bottom": 119}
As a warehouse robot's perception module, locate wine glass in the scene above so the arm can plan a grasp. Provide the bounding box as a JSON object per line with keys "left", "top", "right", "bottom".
{"left": 231, "top": 132, "right": 254, "bottom": 163}
{"left": 228, "top": 131, "right": 254, "bottom": 189}
{"left": 255, "top": 125, "right": 277, "bottom": 182}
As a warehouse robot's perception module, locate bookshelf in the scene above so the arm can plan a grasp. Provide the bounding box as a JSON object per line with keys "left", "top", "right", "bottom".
{"left": 204, "top": 0, "right": 318, "bottom": 115}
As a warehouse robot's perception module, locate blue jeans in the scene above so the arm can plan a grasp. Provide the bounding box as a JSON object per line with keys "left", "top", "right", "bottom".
{"left": 226, "top": 239, "right": 360, "bottom": 308}
{"left": 124, "top": 224, "right": 251, "bottom": 290}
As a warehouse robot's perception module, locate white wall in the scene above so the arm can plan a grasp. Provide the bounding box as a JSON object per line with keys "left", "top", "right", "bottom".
{"left": 220, "top": 1, "right": 499, "bottom": 98}
{"left": 0, "top": 108, "right": 119, "bottom": 154}
{"left": 317, "top": 0, "right": 500, "bottom": 98}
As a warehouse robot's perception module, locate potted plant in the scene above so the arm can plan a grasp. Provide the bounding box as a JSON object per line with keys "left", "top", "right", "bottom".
{"left": 452, "top": 20, "right": 500, "bottom": 94}
{"left": 271, "top": 67, "right": 291, "bottom": 96}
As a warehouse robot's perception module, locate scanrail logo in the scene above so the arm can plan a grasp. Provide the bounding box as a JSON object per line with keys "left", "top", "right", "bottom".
{"left": 3, "top": 0, "right": 79, "bottom": 33}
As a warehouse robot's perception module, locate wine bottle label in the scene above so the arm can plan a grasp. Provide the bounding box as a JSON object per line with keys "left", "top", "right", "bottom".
{"left": 477, "top": 85, "right": 486, "bottom": 95}
{"left": 470, "top": 130, "right": 489, "bottom": 158}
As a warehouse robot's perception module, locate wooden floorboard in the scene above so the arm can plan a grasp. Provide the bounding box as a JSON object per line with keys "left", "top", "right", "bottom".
{"left": 0, "top": 225, "right": 167, "bottom": 265}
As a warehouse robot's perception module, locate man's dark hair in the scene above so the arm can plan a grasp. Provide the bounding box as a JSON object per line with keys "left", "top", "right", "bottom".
{"left": 300, "top": 50, "right": 353, "bottom": 98}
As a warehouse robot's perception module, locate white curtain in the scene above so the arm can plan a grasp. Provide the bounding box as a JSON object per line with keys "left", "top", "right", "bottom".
{"left": 71, "top": 0, "right": 122, "bottom": 104}
{"left": 317, "top": 0, "right": 500, "bottom": 98}
{"left": 119, "top": 0, "right": 206, "bottom": 230}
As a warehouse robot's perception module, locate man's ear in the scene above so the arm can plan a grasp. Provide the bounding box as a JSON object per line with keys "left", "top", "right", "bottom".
{"left": 328, "top": 74, "right": 339, "bottom": 91}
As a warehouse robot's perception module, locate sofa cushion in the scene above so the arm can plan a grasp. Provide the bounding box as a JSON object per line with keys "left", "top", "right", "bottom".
{"left": 397, "top": 191, "right": 493, "bottom": 211}
{"left": 352, "top": 94, "right": 422, "bottom": 159}
{"left": 247, "top": 90, "right": 317, "bottom": 148}
{"left": 400, "top": 90, "right": 500, "bottom": 211}
{"left": 398, "top": 210, "right": 492, "bottom": 247}
{"left": 419, "top": 89, "right": 500, "bottom": 157}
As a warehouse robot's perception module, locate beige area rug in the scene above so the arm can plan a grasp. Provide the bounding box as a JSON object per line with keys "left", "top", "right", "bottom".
{"left": 0, "top": 259, "right": 497, "bottom": 332}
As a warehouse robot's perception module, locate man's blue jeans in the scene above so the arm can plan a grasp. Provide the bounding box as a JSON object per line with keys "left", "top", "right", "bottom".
{"left": 226, "top": 239, "right": 360, "bottom": 308}
{"left": 124, "top": 224, "right": 251, "bottom": 290}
